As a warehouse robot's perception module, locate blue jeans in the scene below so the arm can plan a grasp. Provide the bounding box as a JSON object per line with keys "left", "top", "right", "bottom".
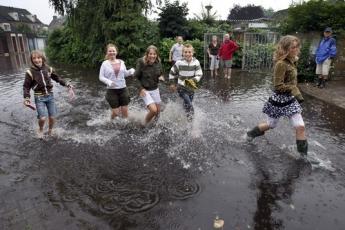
{"left": 34, "top": 93, "right": 57, "bottom": 119}
{"left": 178, "top": 88, "right": 194, "bottom": 120}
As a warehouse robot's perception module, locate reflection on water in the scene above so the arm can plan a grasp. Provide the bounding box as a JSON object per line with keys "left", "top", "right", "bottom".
{"left": 0, "top": 64, "right": 345, "bottom": 229}
{"left": 0, "top": 53, "right": 30, "bottom": 72}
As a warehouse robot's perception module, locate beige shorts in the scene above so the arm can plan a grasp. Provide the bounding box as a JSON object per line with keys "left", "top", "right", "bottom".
{"left": 316, "top": 58, "right": 332, "bottom": 76}
{"left": 209, "top": 55, "right": 219, "bottom": 70}
{"left": 141, "top": 88, "right": 161, "bottom": 106}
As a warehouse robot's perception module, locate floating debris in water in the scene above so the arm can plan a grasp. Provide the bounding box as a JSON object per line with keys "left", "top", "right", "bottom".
{"left": 213, "top": 216, "right": 224, "bottom": 229}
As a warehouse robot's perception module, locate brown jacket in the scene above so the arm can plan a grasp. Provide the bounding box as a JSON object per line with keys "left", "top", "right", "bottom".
{"left": 273, "top": 57, "right": 302, "bottom": 98}
{"left": 23, "top": 65, "right": 67, "bottom": 99}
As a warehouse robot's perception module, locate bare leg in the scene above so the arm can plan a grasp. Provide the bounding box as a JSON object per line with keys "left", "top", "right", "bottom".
{"left": 144, "top": 103, "right": 158, "bottom": 125}
{"left": 258, "top": 122, "right": 270, "bottom": 132}
{"left": 38, "top": 118, "right": 45, "bottom": 132}
{"left": 38, "top": 117, "right": 45, "bottom": 138}
{"left": 121, "top": 106, "right": 128, "bottom": 118}
{"left": 48, "top": 117, "right": 55, "bottom": 136}
{"left": 295, "top": 125, "right": 306, "bottom": 140}
{"left": 224, "top": 68, "right": 228, "bottom": 78}
{"left": 111, "top": 108, "right": 120, "bottom": 119}
{"left": 227, "top": 68, "right": 232, "bottom": 78}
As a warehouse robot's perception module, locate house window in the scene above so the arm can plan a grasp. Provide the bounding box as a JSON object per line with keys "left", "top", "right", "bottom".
{"left": 1, "top": 23, "right": 11, "bottom": 31}
{"left": 11, "top": 34, "right": 18, "bottom": 52}
{"left": 9, "top": 12, "right": 19, "bottom": 21}
{"left": 26, "top": 14, "right": 36, "bottom": 22}
{"left": 18, "top": 35, "right": 25, "bottom": 52}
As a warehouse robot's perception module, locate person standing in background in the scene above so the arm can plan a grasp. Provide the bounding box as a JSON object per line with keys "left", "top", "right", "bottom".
{"left": 315, "top": 27, "right": 337, "bottom": 88}
{"left": 207, "top": 35, "right": 220, "bottom": 78}
{"left": 169, "top": 36, "right": 184, "bottom": 65}
{"left": 218, "top": 33, "right": 238, "bottom": 79}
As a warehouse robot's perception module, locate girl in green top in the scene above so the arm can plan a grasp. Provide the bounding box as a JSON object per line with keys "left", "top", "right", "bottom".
{"left": 246, "top": 35, "right": 308, "bottom": 157}
{"left": 134, "top": 45, "right": 165, "bottom": 125}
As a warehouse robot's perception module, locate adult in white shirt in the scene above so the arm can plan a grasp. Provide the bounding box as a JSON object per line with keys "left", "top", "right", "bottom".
{"left": 169, "top": 36, "right": 184, "bottom": 65}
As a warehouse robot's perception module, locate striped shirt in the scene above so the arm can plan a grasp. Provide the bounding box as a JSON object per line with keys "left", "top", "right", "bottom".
{"left": 169, "top": 58, "right": 203, "bottom": 86}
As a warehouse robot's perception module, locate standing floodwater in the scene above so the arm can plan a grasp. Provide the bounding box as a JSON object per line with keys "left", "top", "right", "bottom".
{"left": 0, "top": 65, "right": 345, "bottom": 229}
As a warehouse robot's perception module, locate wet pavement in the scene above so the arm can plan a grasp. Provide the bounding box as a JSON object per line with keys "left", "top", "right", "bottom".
{"left": 0, "top": 66, "right": 345, "bottom": 230}
{"left": 299, "top": 77, "right": 345, "bottom": 110}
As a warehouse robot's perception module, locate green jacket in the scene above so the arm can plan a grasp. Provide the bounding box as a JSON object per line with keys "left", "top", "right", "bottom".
{"left": 134, "top": 58, "right": 163, "bottom": 91}
{"left": 273, "top": 57, "right": 302, "bottom": 99}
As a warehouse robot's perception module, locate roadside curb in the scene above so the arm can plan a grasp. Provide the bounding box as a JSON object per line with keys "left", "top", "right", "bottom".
{"left": 299, "top": 78, "right": 345, "bottom": 110}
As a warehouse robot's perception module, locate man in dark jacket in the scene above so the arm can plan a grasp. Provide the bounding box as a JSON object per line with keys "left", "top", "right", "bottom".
{"left": 315, "top": 27, "right": 337, "bottom": 88}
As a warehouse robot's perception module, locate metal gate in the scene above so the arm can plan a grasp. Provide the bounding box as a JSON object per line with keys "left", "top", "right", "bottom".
{"left": 242, "top": 32, "right": 279, "bottom": 71}
{"left": 203, "top": 33, "right": 224, "bottom": 70}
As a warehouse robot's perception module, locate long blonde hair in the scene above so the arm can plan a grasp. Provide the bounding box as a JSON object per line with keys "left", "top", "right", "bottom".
{"left": 273, "top": 35, "right": 300, "bottom": 62}
{"left": 104, "top": 43, "right": 118, "bottom": 60}
{"left": 143, "top": 45, "right": 161, "bottom": 64}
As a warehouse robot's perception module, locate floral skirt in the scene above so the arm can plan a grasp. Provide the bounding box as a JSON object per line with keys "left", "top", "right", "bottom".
{"left": 262, "top": 92, "right": 302, "bottom": 119}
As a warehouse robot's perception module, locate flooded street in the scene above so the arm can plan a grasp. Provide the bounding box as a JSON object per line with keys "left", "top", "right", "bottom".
{"left": 0, "top": 65, "right": 345, "bottom": 230}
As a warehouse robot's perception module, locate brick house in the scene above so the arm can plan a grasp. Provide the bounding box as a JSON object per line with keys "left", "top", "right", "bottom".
{"left": 0, "top": 5, "right": 47, "bottom": 70}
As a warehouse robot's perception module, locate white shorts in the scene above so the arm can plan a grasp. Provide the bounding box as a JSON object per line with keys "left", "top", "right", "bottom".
{"left": 141, "top": 88, "right": 161, "bottom": 106}
{"left": 267, "top": 113, "right": 305, "bottom": 129}
{"left": 209, "top": 55, "right": 219, "bottom": 70}
{"left": 316, "top": 58, "right": 332, "bottom": 76}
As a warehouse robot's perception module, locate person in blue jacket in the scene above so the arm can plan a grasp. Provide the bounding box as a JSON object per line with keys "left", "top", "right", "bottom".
{"left": 315, "top": 27, "right": 337, "bottom": 88}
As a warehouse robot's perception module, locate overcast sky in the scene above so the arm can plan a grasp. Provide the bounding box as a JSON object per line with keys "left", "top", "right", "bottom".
{"left": 0, "top": 0, "right": 297, "bottom": 24}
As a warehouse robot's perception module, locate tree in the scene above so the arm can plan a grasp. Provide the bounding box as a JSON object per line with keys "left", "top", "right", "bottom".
{"left": 280, "top": 0, "right": 345, "bottom": 34}
{"left": 227, "top": 4, "right": 265, "bottom": 20}
{"left": 47, "top": 0, "right": 161, "bottom": 67}
{"left": 49, "top": 0, "right": 159, "bottom": 15}
{"left": 157, "top": 0, "right": 189, "bottom": 38}
{"left": 263, "top": 7, "right": 275, "bottom": 18}
{"left": 193, "top": 3, "right": 219, "bottom": 26}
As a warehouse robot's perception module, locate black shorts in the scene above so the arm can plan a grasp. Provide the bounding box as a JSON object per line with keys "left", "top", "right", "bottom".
{"left": 105, "top": 88, "right": 130, "bottom": 108}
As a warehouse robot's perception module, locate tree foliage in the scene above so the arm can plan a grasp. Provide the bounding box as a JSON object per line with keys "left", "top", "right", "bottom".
{"left": 280, "top": 0, "right": 345, "bottom": 34}
{"left": 227, "top": 4, "right": 264, "bottom": 20}
{"left": 263, "top": 7, "right": 275, "bottom": 18}
{"left": 157, "top": 0, "right": 189, "bottom": 38}
{"left": 49, "top": 0, "right": 159, "bottom": 15}
{"left": 193, "top": 3, "right": 218, "bottom": 26}
{"left": 47, "top": 0, "right": 160, "bottom": 67}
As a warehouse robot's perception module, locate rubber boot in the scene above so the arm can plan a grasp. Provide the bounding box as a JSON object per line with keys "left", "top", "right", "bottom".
{"left": 296, "top": 139, "right": 308, "bottom": 157}
{"left": 316, "top": 78, "right": 322, "bottom": 87}
{"left": 319, "top": 79, "right": 326, "bottom": 88}
{"left": 246, "top": 126, "right": 265, "bottom": 141}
